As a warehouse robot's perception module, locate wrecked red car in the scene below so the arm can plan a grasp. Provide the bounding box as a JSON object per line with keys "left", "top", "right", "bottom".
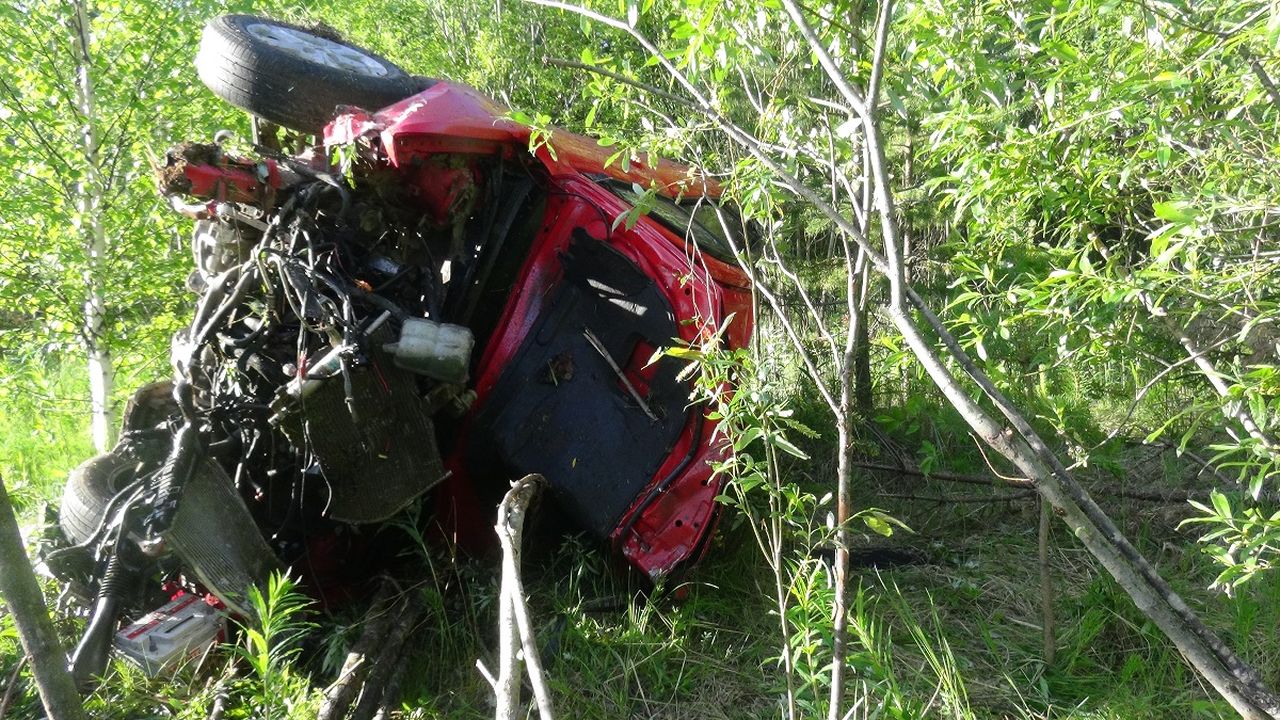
{"left": 44, "top": 15, "right": 752, "bottom": 682}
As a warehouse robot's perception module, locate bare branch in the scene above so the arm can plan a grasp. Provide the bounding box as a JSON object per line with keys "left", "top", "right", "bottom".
{"left": 494, "top": 475, "right": 556, "bottom": 720}
{"left": 543, "top": 56, "right": 691, "bottom": 107}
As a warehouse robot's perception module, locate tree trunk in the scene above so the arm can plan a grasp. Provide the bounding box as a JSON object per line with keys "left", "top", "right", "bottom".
{"left": 826, "top": 419, "right": 853, "bottom": 720}
{"left": 71, "top": 0, "right": 114, "bottom": 453}
{"left": 852, "top": 298, "right": 873, "bottom": 413}
{"left": 0, "top": 476, "right": 87, "bottom": 720}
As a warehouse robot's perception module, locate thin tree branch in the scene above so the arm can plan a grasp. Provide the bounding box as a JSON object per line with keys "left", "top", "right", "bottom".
{"left": 543, "top": 56, "right": 691, "bottom": 107}
{"left": 494, "top": 475, "right": 555, "bottom": 720}
{"left": 0, "top": 656, "right": 28, "bottom": 720}
{"left": 1039, "top": 498, "right": 1056, "bottom": 666}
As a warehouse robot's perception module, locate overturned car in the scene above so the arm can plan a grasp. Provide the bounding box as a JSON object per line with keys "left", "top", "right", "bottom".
{"left": 43, "top": 15, "right": 753, "bottom": 682}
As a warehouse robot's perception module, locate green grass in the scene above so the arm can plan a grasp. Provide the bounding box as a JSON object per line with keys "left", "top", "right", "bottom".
{"left": 2, "top": 356, "right": 1278, "bottom": 719}
{"left": 2, "top": 473, "right": 1275, "bottom": 719}
{"left": 0, "top": 357, "right": 95, "bottom": 517}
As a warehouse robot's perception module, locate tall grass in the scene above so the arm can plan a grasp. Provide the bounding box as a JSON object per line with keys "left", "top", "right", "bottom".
{"left": 0, "top": 343, "right": 1271, "bottom": 719}
{"left": 0, "top": 356, "right": 94, "bottom": 515}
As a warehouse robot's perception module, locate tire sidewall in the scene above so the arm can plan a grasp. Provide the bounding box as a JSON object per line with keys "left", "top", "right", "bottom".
{"left": 196, "top": 14, "right": 421, "bottom": 132}
{"left": 60, "top": 452, "right": 134, "bottom": 545}
{"left": 212, "top": 15, "right": 409, "bottom": 84}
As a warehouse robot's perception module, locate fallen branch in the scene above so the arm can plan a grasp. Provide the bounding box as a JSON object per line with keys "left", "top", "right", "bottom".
{"left": 493, "top": 475, "right": 555, "bottom": 720}
{"left": 853, "top": 460, "right": 1269, "bottom": 505}
{"left": 0, "top": 475, "right": 86, "bottom": 720}
{"left": 349, "top": 590, "right": 426, "bottom": 720}
{"left": 877, "top": 490, "right": 1036, "bottom": 504}
{"left": 370, "top": 654, "right": 410, "bottom": 720}
{"left": 317, "top": 583, "right": 396, "bottom": 720}
{"left": 319, "top": 579, "right": 426, "bottom": 720}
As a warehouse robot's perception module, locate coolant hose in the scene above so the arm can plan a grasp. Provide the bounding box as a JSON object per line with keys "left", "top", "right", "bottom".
{"left": 68, "top": 536, "right": 143, "bottom": 689}
{"left": 68, "top": 594, "right": 120, "bottom": 690}
{"left": 146, "top": 421, "right": 200, "bottom": 535}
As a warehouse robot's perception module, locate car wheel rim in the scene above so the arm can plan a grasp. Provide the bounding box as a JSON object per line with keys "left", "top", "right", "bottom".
{"left": 246, "top": 23, "right": 390, "bottom": 78}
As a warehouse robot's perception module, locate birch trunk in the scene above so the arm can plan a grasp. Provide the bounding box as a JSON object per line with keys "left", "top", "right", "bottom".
{"left": 71, "top": 0, "right": 114, "bottom": 453}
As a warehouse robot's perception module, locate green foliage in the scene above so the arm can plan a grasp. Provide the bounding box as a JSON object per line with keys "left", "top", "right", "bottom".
{"left": 231, "top": 572, "right": 319, "bottom": 720}
{"left": 0, "top": 357, "right": 94, "bottom": 512}
{"left": 887, "top": 0, "right": 1280, "bottom": 585}
{"left": 1184, "top": 490, "right": 1280, "bottom": 590}
{"left": 664, "top": 320, "right": 926, "bottom": 715}
{"left": 0, "top": 0, "right": 246, "bottom": 370}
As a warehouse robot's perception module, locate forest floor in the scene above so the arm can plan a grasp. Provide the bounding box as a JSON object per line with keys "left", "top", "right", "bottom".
{"left": 2, "top": 365, "right": 1277, "bottom": 719}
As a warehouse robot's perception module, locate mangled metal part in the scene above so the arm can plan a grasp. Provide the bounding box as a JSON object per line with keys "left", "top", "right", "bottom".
{"left": 192, "top": 217, "right": 256, "bottom": 285}
{"left": 274, "top": 342, "right": 445, "bottom": 524}
{"left": 157, "top": 142, "right": 302, "bottom": 207}
{"left": 282, "top": 312, "right": 393, "bottom": 401}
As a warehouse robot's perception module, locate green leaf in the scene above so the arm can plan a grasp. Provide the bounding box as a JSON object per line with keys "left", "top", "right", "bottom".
{"left": 1153, "top": 200, "right": 1195, "bottom": 223}
{"left": 862, "top": 509, "right": 911, "bottom": 537}
{"left": 864, "top": 514, "right": 894, "bottom": 537}
{"left": 1210, "top": 490, "right": 1231, "bottom": 519}
{"left": 663, "top": 346, "right": 704, "bottom": 360}
{"left": 771, "top": 433, "right": 809, "bottom": 459}
{"left": 1152, "top": 71, "right": 1188, "bottom": 86}
{"left": 733, "top": 426, "right": 765, "bottom": 451}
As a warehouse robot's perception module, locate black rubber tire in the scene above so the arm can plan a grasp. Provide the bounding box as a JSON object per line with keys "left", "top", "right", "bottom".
{"left": 195, "top": 14, "right": 425, "bottom": 133}
{"left": 59, "top": 452, "right": 137, "bottom": 546}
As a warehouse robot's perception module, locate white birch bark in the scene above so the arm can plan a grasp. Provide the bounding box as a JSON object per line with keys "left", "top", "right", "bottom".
{"left": 71, "top": 0, "right": 114, "bottom": 452}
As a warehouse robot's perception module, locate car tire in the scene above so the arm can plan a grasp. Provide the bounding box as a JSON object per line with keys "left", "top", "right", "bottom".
{"left": 196, "top": 14, "right": 427, "bottom": 133}
{"left": 60, "top": 452, "right": 136, "bottom": 546}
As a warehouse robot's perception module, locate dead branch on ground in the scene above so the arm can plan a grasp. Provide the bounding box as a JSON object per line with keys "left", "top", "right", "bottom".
{"left": 854, "top": 460, "right": 1280, "bottom": 505}
{"left": 318, "top": 583, "right": 397, "bottom": 720}
{"left": 318, "top": 579, "right": 426, "bottom": 720}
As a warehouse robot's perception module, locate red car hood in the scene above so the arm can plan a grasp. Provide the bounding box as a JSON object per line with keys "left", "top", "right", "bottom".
{"left": 324, "top": 81, "right": 723, "bottom": 199}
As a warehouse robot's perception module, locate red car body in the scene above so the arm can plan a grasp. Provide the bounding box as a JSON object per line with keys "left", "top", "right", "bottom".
{"left": 164, "top": 80, "right": 753, "bottom": 580}
{"left": 326, "top": 82, "right": 754, "bottom": 579}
